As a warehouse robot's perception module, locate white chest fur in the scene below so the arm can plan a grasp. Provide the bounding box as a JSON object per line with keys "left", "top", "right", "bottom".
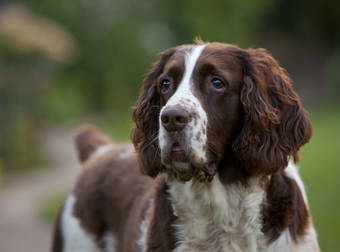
{"left": 167, "top": 175, "right": 267, "bottom": 252}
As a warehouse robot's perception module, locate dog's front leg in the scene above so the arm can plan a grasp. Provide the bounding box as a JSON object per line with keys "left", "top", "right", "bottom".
{"left": 142, "top": 176, "right": 177, "bottom": 252}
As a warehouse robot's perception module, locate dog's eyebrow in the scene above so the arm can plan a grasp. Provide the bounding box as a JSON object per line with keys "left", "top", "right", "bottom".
{"left": 196, "top": 62, "right": 215, "bottom": 75}
{"left": 167, "top": 65, "right": 182, "bottom": 78}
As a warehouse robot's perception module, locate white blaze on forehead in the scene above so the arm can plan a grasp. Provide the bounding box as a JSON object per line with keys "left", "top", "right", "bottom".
{"left": 159, "top": 44, "right": 208, "bottom": 165}
{"left": 166, "top": 45, "right": 206, "bottom": 107}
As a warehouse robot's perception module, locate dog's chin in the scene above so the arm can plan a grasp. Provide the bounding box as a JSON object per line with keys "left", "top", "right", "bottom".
{"left": 162, "top": 156, "right": 194, "bottom": 182}
{"left": 168, "top": 161, "right": 217, "bottom": 183}
{"left": 161, "top": 144, "right": 217, "bottom": 183}
{"left": 172, "top": 162, "right": 193, "bottom": 182}
{"left": 162, "top": 157, "right": 217, "bottom": 183}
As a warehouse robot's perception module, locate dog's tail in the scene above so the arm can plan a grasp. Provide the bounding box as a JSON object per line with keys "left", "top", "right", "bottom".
{"left": 74, "top": 124, "right": 113, "bottom": 163}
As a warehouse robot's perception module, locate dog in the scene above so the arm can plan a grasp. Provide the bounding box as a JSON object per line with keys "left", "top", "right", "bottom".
{"left": 52, "top": 41, "right": 320, "bottom": 252}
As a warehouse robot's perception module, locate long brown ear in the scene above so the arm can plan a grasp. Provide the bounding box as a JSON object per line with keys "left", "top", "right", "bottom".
{"left": 232, "top": 48, "right": 312, "bottom": 176}
{"left": 131, "top": 48, "right": 176, "bottom": 177}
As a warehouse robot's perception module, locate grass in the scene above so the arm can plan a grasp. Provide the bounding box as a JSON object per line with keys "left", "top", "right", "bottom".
{"left": 298, "top": 106, "right": 340, "bottom": 252}
{"left": 39, "top": 191, "right": 67, "bottom": 222}
{"left": 40, "top": 106, "right": 340, "bottom": 251}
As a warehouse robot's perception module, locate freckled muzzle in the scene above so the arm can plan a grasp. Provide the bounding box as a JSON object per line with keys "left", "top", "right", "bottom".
{"left": 159, "top": 104, "right": 216, "bottom": 183}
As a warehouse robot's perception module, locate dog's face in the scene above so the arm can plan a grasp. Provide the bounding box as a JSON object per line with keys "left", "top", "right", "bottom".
{"left": 157, "top": 44, "right": 244, "bottom": 181}
{"left": 132, "top": 42, "right": 312, "bottom": 182}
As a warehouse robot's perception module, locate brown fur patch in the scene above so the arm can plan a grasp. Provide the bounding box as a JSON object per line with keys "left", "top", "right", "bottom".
{"left": 262, "top": 173, "right": 310, "bottom": 243}
{"left": 72, "top": 146, "right": 153, "bottom": 250}
{"left": 145, "top": 175, "right": 177, "bottom": 251}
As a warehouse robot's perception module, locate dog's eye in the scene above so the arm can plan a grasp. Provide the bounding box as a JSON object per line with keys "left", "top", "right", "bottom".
{"left": 160, "top": 79, "right": 171, "bottom": 93}
{"left": 211, "top": 78, "right": 225, "bottom": 91}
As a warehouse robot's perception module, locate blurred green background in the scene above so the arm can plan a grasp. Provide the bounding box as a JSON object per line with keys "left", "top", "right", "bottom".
{"left": 0, "top": 0, "right": 339, "bottom": 251}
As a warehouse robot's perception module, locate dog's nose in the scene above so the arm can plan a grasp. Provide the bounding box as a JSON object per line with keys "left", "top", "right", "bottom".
{"left": 161, "top": 106, "right": 190, "bottom": 132}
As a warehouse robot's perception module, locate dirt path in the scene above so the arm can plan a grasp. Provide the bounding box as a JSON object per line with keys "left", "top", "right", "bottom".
{"left": 0, "top": 126, "right": 80, "bottom": 252}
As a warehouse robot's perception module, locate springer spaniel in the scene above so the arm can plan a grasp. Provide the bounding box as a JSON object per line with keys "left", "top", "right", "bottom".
{"left": 52, "top": 41, "right": 320, "bottom": 252}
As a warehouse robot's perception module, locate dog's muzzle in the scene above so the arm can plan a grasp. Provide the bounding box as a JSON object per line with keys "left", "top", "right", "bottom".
{"left": 159, "top": 105, "right": 216, "bottom": 182}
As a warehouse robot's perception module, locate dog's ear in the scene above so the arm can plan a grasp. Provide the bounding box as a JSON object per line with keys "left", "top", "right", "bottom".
{"left": 232, "top": 48, "right": 312, "bottom": 176}
{"left": 75, "top": 125, "right": 112, "bottom": 163}
{"left": 131, "top": 48, "right": 176, "bottom": 177}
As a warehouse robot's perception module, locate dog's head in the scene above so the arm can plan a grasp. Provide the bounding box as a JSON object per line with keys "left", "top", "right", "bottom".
{"left": 132, "top": 42, "right": 312, "bottom": 182}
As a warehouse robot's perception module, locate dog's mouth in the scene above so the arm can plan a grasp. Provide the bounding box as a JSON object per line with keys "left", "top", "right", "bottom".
{"left": 162, "top": 141, "right": 217, "bottom": 183}
{"left": 170, "top": 142, "right": 187, "bottom": 162}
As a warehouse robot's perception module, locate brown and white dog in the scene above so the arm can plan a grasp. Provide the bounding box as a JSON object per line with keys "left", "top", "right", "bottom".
{"left": 52, "top": 41, "right": 320, "bottom": 252}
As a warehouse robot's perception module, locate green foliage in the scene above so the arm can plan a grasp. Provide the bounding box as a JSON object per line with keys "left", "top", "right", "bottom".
{"left": 43, "top": 74, "right": 89, "bottom": 122}
{"left": 100, "top": 109, "right": 133, "bottom": 142}
{"left": 324, "top": 49, "right": 340, "bottom": 99}
{"left": 2, "top": 0, "right": 280, "bottom": 171}
{"left": 0, "top": 53, "right": 47, "bottom": 172}
{"left": 17, "top": 0, "right": 278, "bottom": 114}
{"left": 266, "top": 0, "right": 340, "bottom": 48}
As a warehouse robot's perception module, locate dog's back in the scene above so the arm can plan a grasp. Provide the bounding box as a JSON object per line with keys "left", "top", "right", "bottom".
{"left": 52, "top": 125, "right": 152, "bottom": 252}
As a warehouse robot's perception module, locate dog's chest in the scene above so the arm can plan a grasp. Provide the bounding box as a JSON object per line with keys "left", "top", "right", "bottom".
{"left": 167, "top": 175, "right": 267, "bottom": 252}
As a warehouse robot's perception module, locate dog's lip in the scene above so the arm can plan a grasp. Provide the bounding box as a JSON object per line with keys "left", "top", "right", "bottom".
{"left": 170, "top": 143, "right": 187, "bottom": 162}
{"left": 171, "top": 143, "right": 185, "bottom": 153}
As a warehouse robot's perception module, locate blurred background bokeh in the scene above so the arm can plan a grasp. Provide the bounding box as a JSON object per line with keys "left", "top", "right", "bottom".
{"left": 0, "top": 0, "right": 339, "bottom": 251}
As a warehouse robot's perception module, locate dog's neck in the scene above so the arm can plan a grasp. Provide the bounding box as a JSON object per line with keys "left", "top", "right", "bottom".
{"left": 166, "top": 173, "right": 267, "bottom": 252}
{"left": 216, "top": 148, "right": 253, "bottom": 186}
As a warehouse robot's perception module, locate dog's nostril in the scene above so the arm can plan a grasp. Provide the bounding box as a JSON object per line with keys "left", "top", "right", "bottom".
{"left": 161, "top": 115, "right": 169, "bottom": 124}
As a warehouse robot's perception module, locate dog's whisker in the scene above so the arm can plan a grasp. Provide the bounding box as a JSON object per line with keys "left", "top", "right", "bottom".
{"left": 144, "top": 136, "right": 158, "bottom": 149}
{"left": 207, "top": 143, "right": 223, "bottom": 158}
